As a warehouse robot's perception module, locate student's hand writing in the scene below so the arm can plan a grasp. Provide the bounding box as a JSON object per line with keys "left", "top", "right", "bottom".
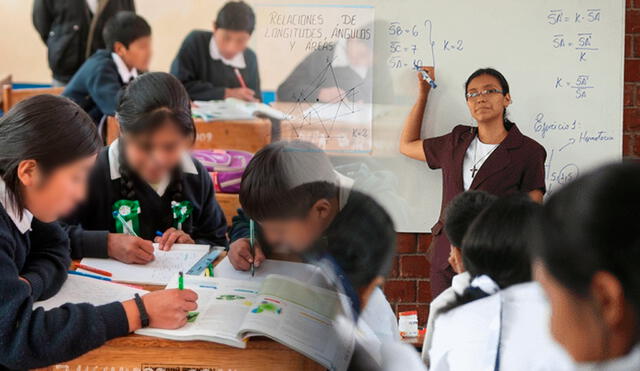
{"left": 108, "top": 233, "right": 155, "bottom": 264}
{"left": 417, "top": 66, "right": 435, "bottom": 97}
{"left": 155, "top": 228, "right": 195, "bottom": 251}
{"left": 122, "top": 289, "right": 199, "bottom": 331}
{"left": 228, "top": 238, "right": 265, "bottom": 271}
{"left": 225, "top": 87, "right": 258, "bottom": 102}
{"left": 317, "top": 87, "right": 347, "bottom": 103}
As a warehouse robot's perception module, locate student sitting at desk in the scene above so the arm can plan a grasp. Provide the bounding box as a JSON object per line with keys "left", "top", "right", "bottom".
{"left": 533, "top": 163, "right": 640, "bottom": 369}
{"left": 0, "top": 95, "right": 197, "bottom": 370}
{"left": 64, "top": 72, "right": 227, "bottom": 263}
{"left": 429, "top": 195, "right": 572, "bottom": 371}
{"left": 320, "top": 190, "right": 426, "bottom": 371}
{"left": 63, "top": 11, "right": 152, "bottom": 123}
{"left": 170, "top": 1, "right": 261, "bottom": 102}
{"left": 226, "top": 140, "right": 399, "bottom": 343}
{"left": 421, "top": 190, "right": 496, "bottom": 367}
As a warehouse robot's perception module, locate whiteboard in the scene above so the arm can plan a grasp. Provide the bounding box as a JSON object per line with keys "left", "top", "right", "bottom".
{"left": 250, "top": 0, "right": 625, "bottom": 232}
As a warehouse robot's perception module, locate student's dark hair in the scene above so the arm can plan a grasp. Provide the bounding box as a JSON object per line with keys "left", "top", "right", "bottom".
{"left": 325, "top": 191, "right": 396, "bottom": 290}
{"left": 465, "top": 68, "right": 513, "bottom": 129}
{"left": 444, "top": 191, "right": 497, "bottom": 248}
{"left": 444, "top": 194, "right": 540, "bottom": 312}
{"left": 103, "top": 11, "right": 151, "bottom": 52}
{"left": 215, "top": 1, "right": 256, "bottom": 34}
{"left": 116, "top": 72, "right": 195, "bottom": 203}
{"left": 0, "top": 95, "right": 102, "bottom": 217}
{"left": 239, "top": 140, "right": 337, "bottom": 221}
{"left": 531, "top": 162, "right": 640, "bottom": 330}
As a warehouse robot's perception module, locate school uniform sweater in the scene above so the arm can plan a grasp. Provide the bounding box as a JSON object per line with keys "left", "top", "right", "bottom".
{"left": 170, "top": 30, "right": 261, "bottom": 101}
{"left": 0, "top": 189, "right": 128, "bottom": 370}
{"left": 64, "top": 142, "right": 228, "bottom": 259}
{"left": 62, "top": 49, "right": 127, "bottom": 123}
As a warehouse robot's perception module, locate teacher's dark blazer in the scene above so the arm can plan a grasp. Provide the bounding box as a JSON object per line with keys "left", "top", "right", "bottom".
{"left": 423, "top": 123, "right": 546, "bottom": 297}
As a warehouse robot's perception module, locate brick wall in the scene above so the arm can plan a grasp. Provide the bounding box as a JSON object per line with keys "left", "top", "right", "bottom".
{"left": 384, "top": 1, "right": 640, "bottom": 326}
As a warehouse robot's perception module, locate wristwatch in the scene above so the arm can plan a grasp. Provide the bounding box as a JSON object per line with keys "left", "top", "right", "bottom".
{"left": 134, "top": 293, "right": 150, "bottom": 328}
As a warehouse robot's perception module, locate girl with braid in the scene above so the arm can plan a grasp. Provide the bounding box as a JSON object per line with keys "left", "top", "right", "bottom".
{"left": 65, "top": 72, "right": 227, "bottom": 263}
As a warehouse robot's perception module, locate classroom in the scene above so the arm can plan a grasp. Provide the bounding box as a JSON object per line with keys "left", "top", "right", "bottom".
{"left": 0, "top": 0, "right": 637, "bottom": 370}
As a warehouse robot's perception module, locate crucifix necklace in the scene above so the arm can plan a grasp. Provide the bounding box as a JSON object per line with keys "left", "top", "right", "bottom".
{"left": 471, "top": 137, "right": 498, "bottom": 178}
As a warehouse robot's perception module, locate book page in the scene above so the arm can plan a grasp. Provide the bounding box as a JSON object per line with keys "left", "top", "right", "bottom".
{"left": 136, "top": 274, "right": 261, "bottom": 348}
{"left": 239, "top": 275, "right": 353, "bottom": 371}
{"left": 79, "top": 244, "right": 209, "bottom": 285}
{"left": 34, "top": 275, "right": 148, "bottom": 311}
{"left": 213, "top": 257, "right": 332, "bottom": 289}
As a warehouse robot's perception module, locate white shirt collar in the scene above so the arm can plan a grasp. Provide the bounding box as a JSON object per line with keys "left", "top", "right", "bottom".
{"left": 0, "top": 178, "right": 33, "bottom": 234}
{"left": 108, "top": 139, "right": 199, "bottom": 181}
{"left": 333, "top": 39, "right": 370, "bottom": 79}
{"left": 111, "top": 53, "right": 138, "bottom": 84}
{"left": 209, "top": 35, "right": 246, "bottom": 69}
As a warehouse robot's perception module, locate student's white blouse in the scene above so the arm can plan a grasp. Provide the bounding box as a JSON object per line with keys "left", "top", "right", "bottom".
{"left": 429, "top": 282, "right": 573, "bottom": 371}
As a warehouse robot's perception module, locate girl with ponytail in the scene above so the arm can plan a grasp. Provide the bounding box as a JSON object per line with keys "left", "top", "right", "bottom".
{"left": 66, "top": 72, "right": 227, "bottom": 263}
{"left": 429, "top": 195, "right": 572, "bottom": 371}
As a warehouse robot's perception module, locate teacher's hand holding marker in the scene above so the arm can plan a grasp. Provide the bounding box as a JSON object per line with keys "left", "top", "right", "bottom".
{"left": 416, "top": 65, "right": 437, "bottom": 95}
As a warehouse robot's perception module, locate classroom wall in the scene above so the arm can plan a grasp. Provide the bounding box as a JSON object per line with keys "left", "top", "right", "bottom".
{"left": 384, "top": 0, "right": 640, "bottom": 323}
{"left": 0, "top": 0, "right": 225, "bottom": 84}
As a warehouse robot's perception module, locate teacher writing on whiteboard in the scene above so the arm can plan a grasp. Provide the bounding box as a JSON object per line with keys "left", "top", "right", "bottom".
{"left": 399, "top": 67, "right": 547, "bottom": 298}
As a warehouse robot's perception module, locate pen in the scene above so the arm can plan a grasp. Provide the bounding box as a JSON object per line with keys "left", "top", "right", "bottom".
{"left": 234, "top": 68, "right": 248, "bottom": 89}
{"left": 178, "top": 271, "right": 184, "bottom": 290}
{"left": 208, "top": 263, "right": 214, "bottom": 277}
{"left": 249, "top": 219, "right": 255, "bottom": 277}
{"left": 112, "top": 211, "right": 139, "bottom": 237}
{"left": 73, "top": 263, "right": 113, "bottom": 277}
{"left": 415, "top": 65, "right": 437, "bottom": 89}
{"left": 68, "top": 270, "right": 112, "bottom": 282}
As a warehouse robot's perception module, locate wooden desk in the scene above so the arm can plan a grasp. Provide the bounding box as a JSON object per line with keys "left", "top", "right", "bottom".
{"left": 215, "top": 192, "right": 240, "bottom": 225}
{"left": 37, "top": 335, "right": 324, "bottom": 371}
{"left": 45, "top": 255, "right": 326, "bottom": 371}
{"left": 106, "top": 116, "right": 272, "bottom": 153}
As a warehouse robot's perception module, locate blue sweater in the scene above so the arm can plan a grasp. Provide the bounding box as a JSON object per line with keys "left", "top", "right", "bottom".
{"left": 62, "top": 49, "right": 125, "bottom": 123}
{"left": 0, "top": 205, "right": 129, "bottom": 370}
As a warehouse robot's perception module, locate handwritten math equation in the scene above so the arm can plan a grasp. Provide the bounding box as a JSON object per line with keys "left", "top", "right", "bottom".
{"left": 386, "top": 20, "right": 464, "bottom": 70}
{"left": 547, "top": 8, "right": 601, "bottom": 63}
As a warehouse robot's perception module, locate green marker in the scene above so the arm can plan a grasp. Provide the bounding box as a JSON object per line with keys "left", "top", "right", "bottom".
{"left": 178, "top": 271, "right": 184, "bottom": 290}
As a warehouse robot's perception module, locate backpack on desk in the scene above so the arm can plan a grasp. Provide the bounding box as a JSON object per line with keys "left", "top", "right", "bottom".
{"left": 192, "top": 149, "right": 253, "bottom": 194}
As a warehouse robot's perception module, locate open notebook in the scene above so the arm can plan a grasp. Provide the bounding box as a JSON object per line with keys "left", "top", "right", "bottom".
{"left": 192, "top": 98, "right": 292, "bottom": 121}
{"left": 136, "top": 274, "right": 354, "bottom": 371}
{"left": 34, "top": 274, "right": 148, "bottom": 311}
{"left": 79, "top": 244, "right": 210, "bottom": 285}
{"left": 212, "top": 257, "right": 333, "bottom": 289}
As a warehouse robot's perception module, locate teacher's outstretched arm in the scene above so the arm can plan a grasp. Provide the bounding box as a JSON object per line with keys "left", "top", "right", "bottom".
{"left": 399, "top": 67, "right": 435, "bottom": 161}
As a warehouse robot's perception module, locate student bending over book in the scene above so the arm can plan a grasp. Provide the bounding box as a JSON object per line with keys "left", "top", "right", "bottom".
{"left": 63, "top": 11, "right": 152, "bottom": 123}
{"left": 227, "top": 140, "right": 399, "bottom": 342}
{"left": 64, "top": 72, "right": 227, "bottom": 263}
{"left": 532, "top": 163, "right": 640, "bottom": 369}
{"left": 0, "top": 95, "right": 197, "bottom": 370}
{"left": 421, "top": 190, "right": 496, "bottom": 366}
{"left": 320, "top": 190, "right": 426, "bottom": 371}
{"left": 171, "top": 1, "right": 261, "bottom": 102}
{"left": 429, "top": 195, "right": 572, "bottom": 371}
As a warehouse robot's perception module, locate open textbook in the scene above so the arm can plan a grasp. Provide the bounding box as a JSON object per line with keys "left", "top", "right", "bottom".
{"left": 193, "top": 98, "right": 292, "bottom": 121}
{"left": 34, "top": 274, "right": 148, "bottom": 311}
{"left": 79, "top": 243, "right": 210, "bottom": 285}
{"left": 137, "top": 274, "right": 354, "bottom": 371}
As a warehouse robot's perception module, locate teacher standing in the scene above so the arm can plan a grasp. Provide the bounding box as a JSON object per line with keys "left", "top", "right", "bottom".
{"left": 400, "top": 67, "right": 546, "bottom": 298}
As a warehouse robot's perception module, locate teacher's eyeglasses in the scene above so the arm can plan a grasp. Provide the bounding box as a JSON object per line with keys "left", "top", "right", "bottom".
{"left": 465, "top": 89, "right": 504, "bottom": 101}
